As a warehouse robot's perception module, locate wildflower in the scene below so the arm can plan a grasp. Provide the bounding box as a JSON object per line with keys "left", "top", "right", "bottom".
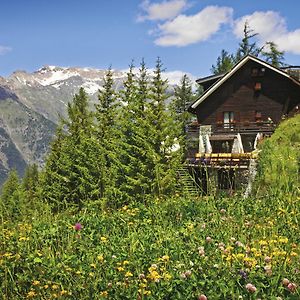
{"left": 107, "top": 282, "right": 113, "bottom": 288}
{"left": 264, "top": 265, "right": 272, "bottom": 276}
{"left": 74, "top": 223, "right": 82, "bottom": 231}
{"left": 245, "top": 283, "right": 257, "bottom": 293}
{"left": 123, "top": 260, "right": 130, "bottom": 265}
{"left": 97, "top": 255, "right": 104, "bottom": 262}
{"left": 125, "top": 271, "right": 133, "bottom": 277}
{"left": 220, "top": 208, "right": 226, "bottom": 214}
{"left": 27, "top": 291, "right": 37, "bottom": 298}
{"left": 264, "top": 256, "right": 271, "bottom": 263}
{"left": 100, "top": 236, "right": 108, "bottom": 243}
{"left": 185, "top": 270, "right": 192, "bottom": 277}
{"left": 198, "top": 246, "right": 205, "bottom": 256}
{"left": 52, "top": 284, "right": 59, "bottom": 290}
{"left": 147, "top": 270, "right": 160, "bottom": 282}
{"left": 198, "top": 294, "right": 207, "bottom": 300}
{"left": 90, "top": 263, "right": 96, "bottom": 269}
{"left": 206, "top": 236, "right": 212, "bottom": 243}
{"left": 32, "top": 280, "right": 40, "bottom": 286}
{"left": 117, "top": 266, "right": 125, "bottom": 272}
{"left": 60, "top": 290, "right": 68, "bottom": 296}
{"left": 100, "top": 290, "right": 108, "bottom": 298}
{"left": 238, "top": 270, "right": 247, "bottom": 280}
{"left": 282, "top": 278, "right": 290, "bottom": 286}
{"left": 287, "top": 282, "right": 297, "bottom": 293}
{"left": 235, "top": 241, "right": 244, "bottom": 247}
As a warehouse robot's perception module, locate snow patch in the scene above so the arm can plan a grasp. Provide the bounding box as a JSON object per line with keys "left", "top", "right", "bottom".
{"left": 36, "top": 70, "right": 80, "bottom": 86}
{"left": 81, "top": 81, "right": 101, "bottom": 95}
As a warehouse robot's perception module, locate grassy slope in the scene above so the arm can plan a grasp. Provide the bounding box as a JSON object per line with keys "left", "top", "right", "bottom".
{"left": 0, "top": 115, "right": 299, "bottom": 299}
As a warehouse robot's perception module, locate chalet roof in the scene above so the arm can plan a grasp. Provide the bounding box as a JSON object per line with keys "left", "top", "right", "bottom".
{"left": 190, "top": 55, "right": 300, "bottom": 111}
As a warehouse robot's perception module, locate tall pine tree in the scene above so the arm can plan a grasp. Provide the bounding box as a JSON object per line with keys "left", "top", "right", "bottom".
{"left": 41, "top": 88, "right": 102, "bottom": 209}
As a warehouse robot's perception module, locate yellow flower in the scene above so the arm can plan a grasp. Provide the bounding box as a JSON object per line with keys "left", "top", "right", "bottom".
{"left": 235, "top": 253, "right": 245, "bottom": 260}
{"left": 32, "top": 280, "right": 40, "bottom": 286}
{"left": 100, "top": 291, "right": 108, "bottom": 298}
{"left": 90, "top": 263, "right": 96, "bottom": 269}
{"left": 19, "top": 236, "right": 29, "bottom": 241}
{"left": 123, "top": 260, "right": 130, "bottom": 265}
{"left": 26, "top": 291, "right": 37, "bottom": 298}
{"left": 163, "top": 272, "right": 172, "bottom": 281}
{"left": 100, "top": 236, "right": 108, "bottom": 243}
{"left": 147, "top": 270, "right": 161, "bottom": 282}
{"left": 187, "top": 223, "right": 194, "bottom": 230}
{"left": 278, "top": 237, "right": 288, "bottom": 244}
{"left": 290, "top": 251, "right": 298, "bottom": 257}
{"left": 60, "top": 290, "right": 68, "bottom": 296}
{"left": 43, "top": 285, "right": 49, "bottom": 289}
{"left": 258, "top": 240, "right": 267, "bottom": 246}
{"left": 52, "top": 284, "right": 59, "bottom": 290}
{"left": 125, "top": 271, "right": 133, "bottom": 277}
{"left": 159, "top": 255, "right": 170, "bottom": 262}
{"left": 97, "top": 255, "right": 104, "bottom": 262}
{"left": 117, "top": 266, "right": 125, "bottom": 272}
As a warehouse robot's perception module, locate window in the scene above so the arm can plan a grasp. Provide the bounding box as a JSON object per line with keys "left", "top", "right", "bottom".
{"left": 254, "top": 82, "right": 262, "bottom": 91}
{"left": 223, "top": 111, "right": 234, "bottom": 128}
{"left": 255, "top": 111, "right": 262, "bottom": 122}
{"left": 251, "top": 67, "right": 265, "bottom": 77}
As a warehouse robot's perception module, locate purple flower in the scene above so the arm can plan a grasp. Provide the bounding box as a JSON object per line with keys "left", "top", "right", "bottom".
{"left": 74, "top": 223, "right": 82, "bottom": 231}
{"left": 238, "top": 270, "right": 247, "bottom": 280}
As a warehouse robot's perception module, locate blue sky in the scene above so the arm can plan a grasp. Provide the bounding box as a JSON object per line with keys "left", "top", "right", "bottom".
{"left": 1, "top": 0, "right": 300, "bottom": 80}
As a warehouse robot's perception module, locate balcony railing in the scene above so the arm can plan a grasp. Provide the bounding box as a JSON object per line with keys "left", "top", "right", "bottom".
{"left": 186, "top": 121, "right": 276, "bottom": 136}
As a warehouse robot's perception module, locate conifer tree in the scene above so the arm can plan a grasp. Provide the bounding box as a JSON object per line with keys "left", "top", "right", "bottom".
{"left": 235, "top": 21, "right": 263, "bottom": 61}
{"left": 0, "top": 169, "right": 21, "bottom": 217}
{"left": 94, "top": 67, "right": 121, "bottom": 201}
{"left": 22, "top": 164, "right": 40, "bottom": 202}
{"left": 147, "top": 57, "right": 180, "bottom": 196}
{"left": 262, "top": 42, "right": 285, "bottom": 67}
{"left": 41, "top": 88, "right": 102, "bottom": 208}
{"left": 211, "top": 49, "right": 235, "bottom": 75}
{"left": 171, "top": 74, "right": 194, "bottom": 156}
{"left": 118, "top": 60, "right": 155, "bottom": 201}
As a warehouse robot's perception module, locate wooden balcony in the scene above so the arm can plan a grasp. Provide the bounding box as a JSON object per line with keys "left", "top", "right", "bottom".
{"left": 187, "top": 121, "right": 276, "bottom": 136}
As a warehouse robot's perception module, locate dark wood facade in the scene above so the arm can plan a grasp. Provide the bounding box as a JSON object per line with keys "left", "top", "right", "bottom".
{"left": 190, "top": 56, "right": 300, "bottom": 130}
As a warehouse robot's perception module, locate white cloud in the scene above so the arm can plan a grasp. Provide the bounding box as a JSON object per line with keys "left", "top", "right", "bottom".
{"left": 233, "top": 11, "right": 300, "bottom": 54}
{"left": 138, "top": 0, "right": 188, "bottom": 22}
{"left": 154, "top": 6, "right": 233, "bottom": 47}
{"left": 0, "top": 45, "right": 12, "bottom": 55}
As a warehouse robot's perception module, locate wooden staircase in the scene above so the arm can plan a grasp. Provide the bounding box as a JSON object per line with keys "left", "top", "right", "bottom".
{"left": 176, "top": 166, "right": 200, "bottom": 196}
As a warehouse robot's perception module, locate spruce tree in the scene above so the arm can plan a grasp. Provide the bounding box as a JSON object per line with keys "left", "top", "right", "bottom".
{"left": 0, "top": 169, "right": 21, "bottom": 217}
{"left": 262, "top": 42, "right": 285, "bottom": 67}
{"left": 41, "top": 88, "right": 102, "bottom": 209}
{"left": 171, "top": 74, "right": 194, "bottom": 156}
{"left": 94, "top": 67, "right": 121, "bottom": 201}
{"left": 118, "top": 60, "right": 156, "bottom": 201}
{"left": 147, "top": 57, "right": 180, "bottom": 196}
{"left": 235, "top": 21, "right": 263, "bottom": 61}
{"left": 211, "top": 49, "right": 235, "bottom": 74}
{"left": 22, "top": 164, "right": 40, "bottom": 203}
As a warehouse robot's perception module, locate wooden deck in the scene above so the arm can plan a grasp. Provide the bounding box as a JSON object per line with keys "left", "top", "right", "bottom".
{"left": 187, "top": 121, "right": 276, "bottom": 137}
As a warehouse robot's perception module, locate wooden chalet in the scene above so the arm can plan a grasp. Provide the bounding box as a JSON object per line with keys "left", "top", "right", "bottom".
{"left": 185, "top": 55, "right": 300, "bottom": 192}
